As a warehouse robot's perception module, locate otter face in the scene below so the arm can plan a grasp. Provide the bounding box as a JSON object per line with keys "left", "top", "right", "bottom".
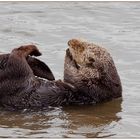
{"left": 68, "top": 39, "right": 90, "bottom": 67}
{"left": 67, "top": 38, "right": 109, "bottom": 70}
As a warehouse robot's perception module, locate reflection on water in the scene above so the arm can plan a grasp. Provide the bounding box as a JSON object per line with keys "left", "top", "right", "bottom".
{"left": 63, "top": 99, "right": 122, "bottom": 138}
{"left": 0, "top": 1, "right": 140, "bottom": 138}
{"left": 0, "top": 99, "right": 122, "bottom": 138}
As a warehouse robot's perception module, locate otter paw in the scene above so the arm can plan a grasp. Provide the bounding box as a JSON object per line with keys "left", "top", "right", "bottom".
{"left": 12, "top": 45, "right": 42, "bottom": 57}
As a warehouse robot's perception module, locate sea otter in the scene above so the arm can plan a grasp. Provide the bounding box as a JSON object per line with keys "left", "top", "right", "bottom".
{"left": 64, "top": 39, "right": 122, "bottom": 104}
{"left": 0, "top": 45, "right": 76, "bottom": 110}
{"left": 0, "top": 39, "right": 122, "bottom": 110}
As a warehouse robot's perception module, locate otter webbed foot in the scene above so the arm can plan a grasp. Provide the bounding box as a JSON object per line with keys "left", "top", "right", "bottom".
{"left": 11, "top": 45, "right": 42, "bottom": 57}
{"left": 27, "top": 56, "right": 55, "bottom": 81}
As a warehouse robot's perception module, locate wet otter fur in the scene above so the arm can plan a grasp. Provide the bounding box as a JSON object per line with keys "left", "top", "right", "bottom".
{"left": 0, "top": 54, "right": 55, "bottom": 81}
{"left": 0, "top": 45, "right": 76, "bottom": 110}
{"left": 64, "top": 39, "right": 122, "bottom": 104}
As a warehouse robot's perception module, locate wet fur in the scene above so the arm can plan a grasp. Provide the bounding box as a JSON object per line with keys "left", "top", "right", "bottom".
{"left": 0, "top": 54, "right": 55, "bottom": 81}
{"left": 64, "top": 39, "right": 122, "bottom": 104}
{"left": 0, "top": 39, "right": 122, "bottom": 110}
{"left": 0, "top": 45, "right": 75, "bottom": 110}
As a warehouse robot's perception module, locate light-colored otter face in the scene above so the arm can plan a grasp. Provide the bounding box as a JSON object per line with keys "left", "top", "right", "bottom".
{"left": 68, "top": 39, "right": 87, "bottom": 66}
{"left": 67, "top": 38, "right": 112, "bottom": 71}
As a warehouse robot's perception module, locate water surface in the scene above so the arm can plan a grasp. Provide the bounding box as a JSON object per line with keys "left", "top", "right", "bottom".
{"left": 0, "top": 1, "right": 140, "bottom": 138}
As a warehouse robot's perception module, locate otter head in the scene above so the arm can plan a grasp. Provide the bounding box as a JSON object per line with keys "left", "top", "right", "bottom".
{"left": 64, "top": 38, "right": 122, "bottom": 102}
{"left": 67, "top": 38, "right": 111, "bottom": 72}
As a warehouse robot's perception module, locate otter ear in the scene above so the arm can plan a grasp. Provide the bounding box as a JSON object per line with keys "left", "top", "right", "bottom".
{"left": 27, "top": 56, "right": 55, "bottom": 81}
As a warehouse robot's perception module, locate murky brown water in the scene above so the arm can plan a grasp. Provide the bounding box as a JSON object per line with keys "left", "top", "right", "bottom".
{"left": 0, "top": 1, "right": 140, "bottom": 138}
{"left": 0, "top": 99, "right": 122, "bottom": 138}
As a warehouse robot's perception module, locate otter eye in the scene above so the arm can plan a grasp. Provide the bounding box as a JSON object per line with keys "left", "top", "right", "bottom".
{"left": 88, "top": 57, "right": 95, "bottom": 62}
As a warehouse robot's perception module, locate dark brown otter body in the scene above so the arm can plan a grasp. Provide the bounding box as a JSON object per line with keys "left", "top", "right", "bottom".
{"left": 0, "top": 45, "right": 75, "bottom": 110}
{"left": 64, "top": 39, "right": 122, "bottom": 104}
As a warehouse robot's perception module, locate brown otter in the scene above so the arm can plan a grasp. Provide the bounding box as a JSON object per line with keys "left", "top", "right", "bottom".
{"left": 0, "top": 45, "right": 76, "bottom": 110}
{"left": 64, "top": 39, "right": 122, "bottom": 104}
{"left": 0, "top": 39, "right": 122, "bottom": 110}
